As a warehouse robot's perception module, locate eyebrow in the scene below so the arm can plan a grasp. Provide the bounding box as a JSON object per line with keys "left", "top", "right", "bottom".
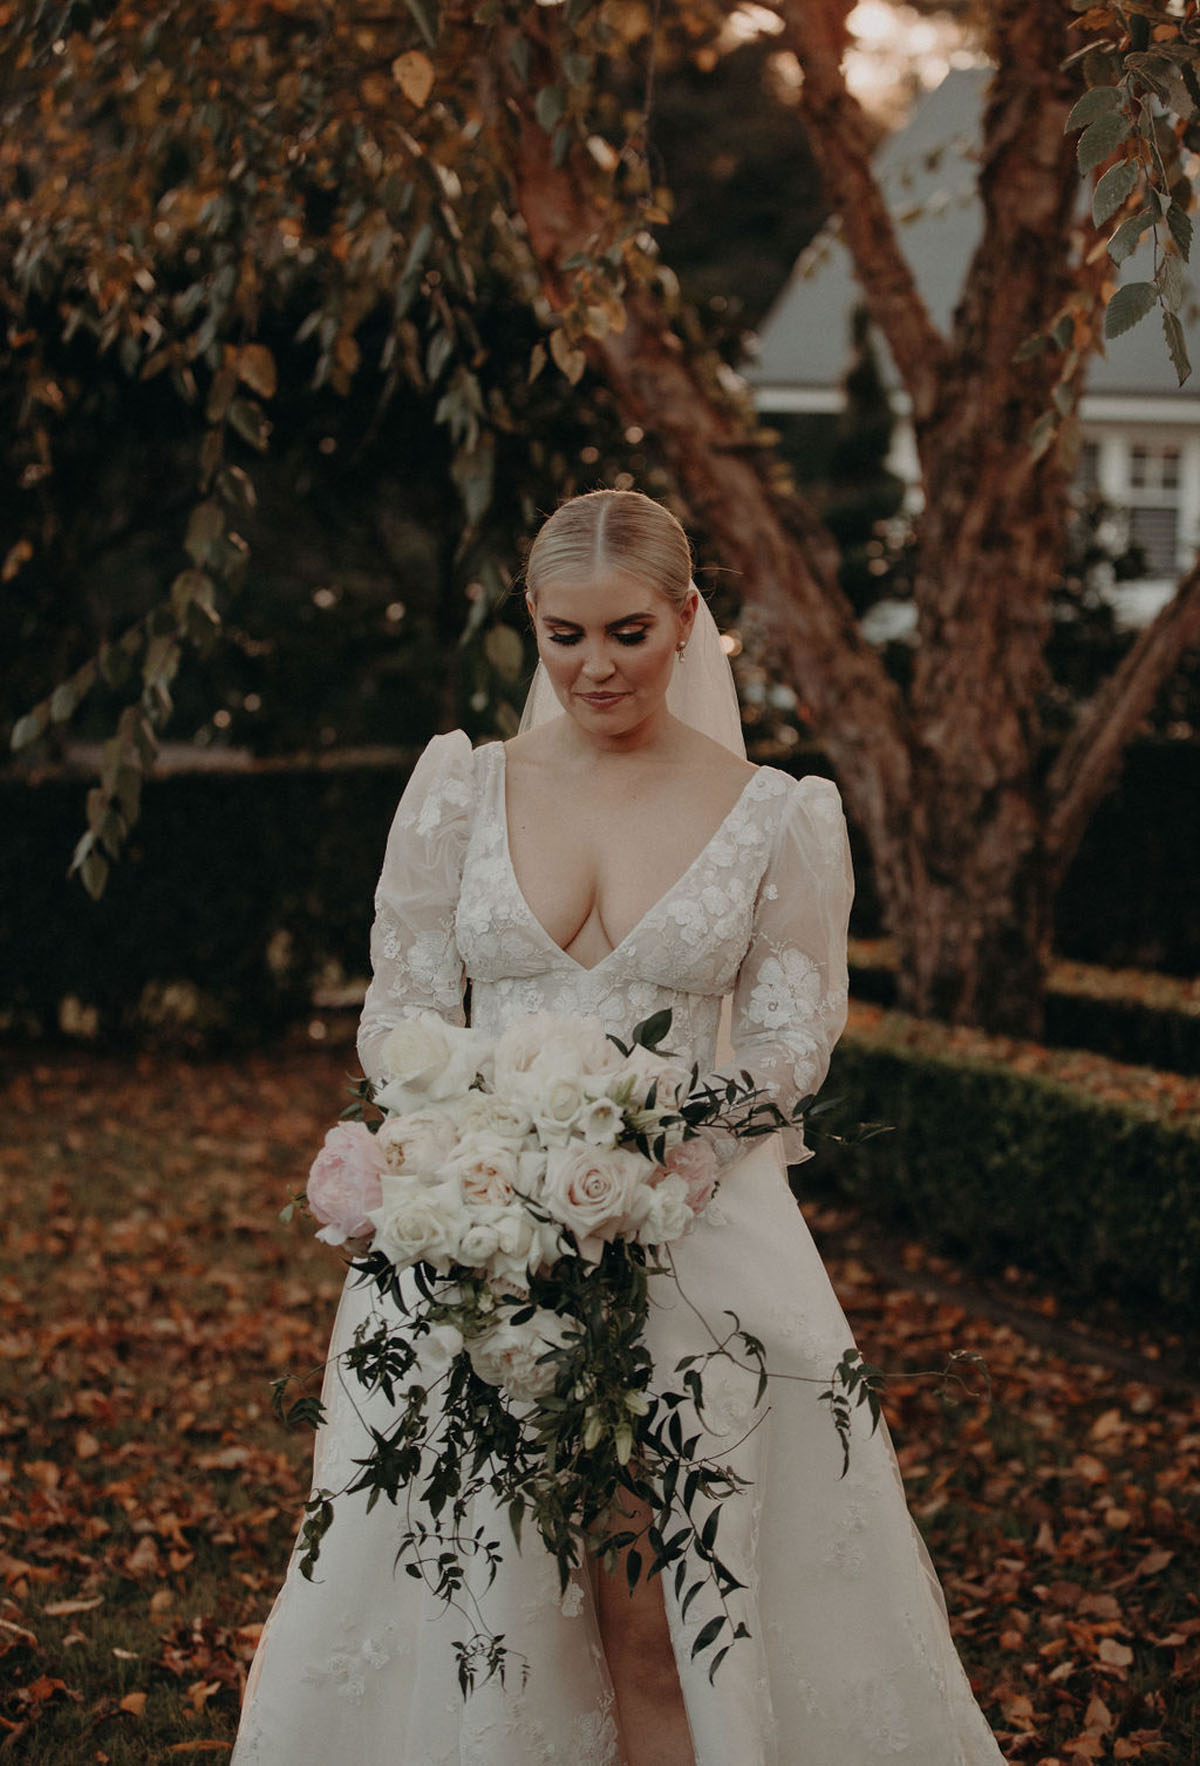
{"left": 540, "top": 611, "right": 657, "bottom": 629}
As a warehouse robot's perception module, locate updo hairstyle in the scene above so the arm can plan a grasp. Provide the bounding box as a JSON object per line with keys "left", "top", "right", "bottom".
{"left": 525, "top": 489, "right": 693, "bottom": 612}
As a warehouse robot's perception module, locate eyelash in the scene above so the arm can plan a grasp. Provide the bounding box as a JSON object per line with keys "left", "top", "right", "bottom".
{"left": 547, "top": 632, "right": 648, "bottom": 647}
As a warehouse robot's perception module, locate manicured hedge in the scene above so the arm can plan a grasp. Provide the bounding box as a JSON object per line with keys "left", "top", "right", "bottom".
{"left": 809, "top": 1034, "right": 1200, "bottom": 1320}
{"left": 849, "top": 961, "right": 1200, "bottom": 1076}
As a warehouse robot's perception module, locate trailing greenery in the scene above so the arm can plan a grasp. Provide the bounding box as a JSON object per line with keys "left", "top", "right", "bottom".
{"left": 813, "top": 1032, "right": 1200, "bottom": 1320}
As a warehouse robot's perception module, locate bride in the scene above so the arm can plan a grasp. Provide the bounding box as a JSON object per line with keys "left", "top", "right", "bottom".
{"left": 232, "top": 489, "right": 1004, "bottom": 1765}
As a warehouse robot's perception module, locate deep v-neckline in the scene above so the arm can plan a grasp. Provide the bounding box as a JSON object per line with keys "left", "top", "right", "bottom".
{"left": 493, "top": 744, "right": 762, "bottom": 975}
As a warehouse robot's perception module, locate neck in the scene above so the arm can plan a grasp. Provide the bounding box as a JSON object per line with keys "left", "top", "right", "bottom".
{"left": 561, "top": 702, "right": 681, "bottom": 761}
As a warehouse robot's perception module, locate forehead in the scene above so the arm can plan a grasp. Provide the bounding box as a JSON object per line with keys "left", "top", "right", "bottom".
{"left": 532, "top": 568, "right": 670, "bottom": 623}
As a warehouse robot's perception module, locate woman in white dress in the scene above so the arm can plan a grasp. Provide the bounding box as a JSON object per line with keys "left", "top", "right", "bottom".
{"left": 232, "top": 489, "right": 1004, "bottom": 1765}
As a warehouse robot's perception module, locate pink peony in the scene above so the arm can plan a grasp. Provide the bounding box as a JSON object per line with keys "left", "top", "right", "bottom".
{"left": 662, "top": 1139, "right": 718, "bottom": 1216}
{"left": 307, "top": 1122, "right": 387, "bottom": 1246}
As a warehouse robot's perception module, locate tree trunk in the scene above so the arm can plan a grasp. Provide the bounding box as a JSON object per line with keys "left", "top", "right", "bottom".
{"left": 495, "top": 11, "right": 1200, "bottom": 1037}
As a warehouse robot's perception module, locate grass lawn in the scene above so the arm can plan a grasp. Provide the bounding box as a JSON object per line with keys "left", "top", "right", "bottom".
{"left": 1, "top": 1037, "right": 1196, "bottom": 1762}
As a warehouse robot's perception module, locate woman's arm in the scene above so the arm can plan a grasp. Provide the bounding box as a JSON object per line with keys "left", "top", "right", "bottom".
{"left": 716, "top": 774, "right": 854, "bottom": 1165}
{"left": 357, "top": 730, "right": 476, "bottom": 1087}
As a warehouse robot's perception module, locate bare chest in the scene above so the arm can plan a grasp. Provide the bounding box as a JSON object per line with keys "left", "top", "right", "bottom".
{"left": 502, "top": 764, "right": 751, "bottom": 966}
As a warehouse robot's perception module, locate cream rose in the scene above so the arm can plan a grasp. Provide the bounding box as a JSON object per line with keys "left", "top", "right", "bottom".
{"left": 634, "top": 1172, "right": 695, "bottom": 1247}
{"left": 608, "top": 1045, "right": 693, "bottom": 1112}
{"left": 440, "top": 1138, "right": 521, "bottom": 1208}
{"left": 541, "top": 1144, "right": 655, "bottom": 1261}
{"left": 468, "top": 1309, "right": 574, "bottom": 1402}
{"left": 450, "top": 1092, "right": 533, "bottom": 1143}
{"left": 493, "top": 1012, "right": 619, "bottom": 1100}
{"left": 661, "top": 1138, "right": 719, "bottom": 1215}
{"left": 376, "top": 1107, "right": 460, "bottom": 1177}
{"left": 377, "top": 1012, "right": 483, "bottom": 1109}
{"left": 367, "top": 1175, "right": 465, "bottom": 1274}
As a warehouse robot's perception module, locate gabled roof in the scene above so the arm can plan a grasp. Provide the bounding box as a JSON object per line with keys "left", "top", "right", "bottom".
{"left": 746, "top": 67, "right": 1199, "bottom": 408}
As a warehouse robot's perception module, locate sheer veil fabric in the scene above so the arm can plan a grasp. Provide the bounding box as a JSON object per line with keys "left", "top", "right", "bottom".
{"left": 230, "top": 590, "right": 1006, "bottom": 1764}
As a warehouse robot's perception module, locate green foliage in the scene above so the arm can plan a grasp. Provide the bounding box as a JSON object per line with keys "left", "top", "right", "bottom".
{"left": 816, "top": 1036, "right": 1200, "bottom": 1319}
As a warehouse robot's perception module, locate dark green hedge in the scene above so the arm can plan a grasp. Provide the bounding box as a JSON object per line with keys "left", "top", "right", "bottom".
{"left": 849, "top": 963, "right": 1200, "bottom": 1076}
{"left": 3, "top": 736, "right": 1198, "bottom": 1046}
{"left": 810, "top": 1037, "right": 1200, "bottom": 1320}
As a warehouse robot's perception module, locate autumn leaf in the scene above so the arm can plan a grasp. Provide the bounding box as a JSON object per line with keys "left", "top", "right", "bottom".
{"left": 393, "top": 50, "right": 435, "bottom": 107}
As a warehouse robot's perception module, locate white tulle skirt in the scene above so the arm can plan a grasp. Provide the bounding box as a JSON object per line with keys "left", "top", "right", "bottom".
{"left": 231, "top": 1139, "right": 1004, "bottom": 1765}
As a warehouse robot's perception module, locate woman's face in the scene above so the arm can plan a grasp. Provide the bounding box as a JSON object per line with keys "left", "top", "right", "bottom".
{"left": 527, "top": 568, "right": 697, "bottom": 739}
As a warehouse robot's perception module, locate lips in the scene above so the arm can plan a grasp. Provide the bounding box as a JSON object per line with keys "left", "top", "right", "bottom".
{"left": 577, "top": 691, "right": 627, "bottom": 708}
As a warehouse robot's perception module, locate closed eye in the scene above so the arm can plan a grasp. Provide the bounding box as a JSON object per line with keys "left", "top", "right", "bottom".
{"left": 546, "top": 631, "right": 648, "bottom": 646}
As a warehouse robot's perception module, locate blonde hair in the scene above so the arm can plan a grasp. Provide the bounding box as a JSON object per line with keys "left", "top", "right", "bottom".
{"left": 525, "top": 489, "right": 693, "bottom": 611}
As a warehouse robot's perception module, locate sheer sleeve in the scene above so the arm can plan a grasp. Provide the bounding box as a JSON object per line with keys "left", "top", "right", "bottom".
{"left": 356, "top": 730, "right": 476, "bottom": 1087}
{"left": 716, "top": 774, "right": 854, "bottom": 1166}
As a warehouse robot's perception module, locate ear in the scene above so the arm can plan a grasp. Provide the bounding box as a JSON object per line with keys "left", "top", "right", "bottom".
{"left": 678, "top": 587, "right": 699, "bottom": 646}
{"left": 525, "top": 592, "right": 536, "bottom": 626}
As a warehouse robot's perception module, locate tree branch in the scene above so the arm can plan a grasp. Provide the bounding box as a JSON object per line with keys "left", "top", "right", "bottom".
{"left": 1045, "top": 561, "right": 1200, "bottom": 883}
{"left": 778, "top": 0, "right": 950, "bottom": 426}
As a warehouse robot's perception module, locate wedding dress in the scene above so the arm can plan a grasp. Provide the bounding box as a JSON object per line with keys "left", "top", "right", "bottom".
{"left": 232, "top": 729, "right": 1004, "bottom": 1766}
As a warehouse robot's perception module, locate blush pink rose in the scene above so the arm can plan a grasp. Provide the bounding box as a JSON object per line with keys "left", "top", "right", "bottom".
{"left": 307, "top": 1122, "right": 387, "bottom": 1246}
{"left": 662, "top": 1139, "right": 718, "bottom": 1216}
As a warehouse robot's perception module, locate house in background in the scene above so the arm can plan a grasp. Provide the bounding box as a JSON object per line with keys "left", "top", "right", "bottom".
{"left": 743, "top": 67, "right": 1200, "bottom": 634}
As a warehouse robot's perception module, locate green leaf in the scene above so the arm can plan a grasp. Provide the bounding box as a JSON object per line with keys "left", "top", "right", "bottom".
{"left": 1092, "top": 158, "right": 1139, "bottom": 227}
{"left": 536, "top": 84, "right": 566, "bottom": 134}
{"left": 690, "top": 1615, "right": 724, "bottom": 1659}
{"left": 1162, "top": 307, "right": 1191, "bottom": 385}
{"left": 1167, "top": 201, "right": 1194, "bottom": 260}
{"left": 1065, "top": 85, "right": 1123, "bottom": 133}
{"left": 1156, "top": 250, "right": 1186, "bottom": 314}
{"left": 10, "top": 708, "right": 47, "bottom": 752}
{"left": 228, "top": 398, "right": 271, "bottom": 452}
{"left": 404, "top": 0, "right": 438, "bottom": 49}
{"left": 1077, "top": 113, "right": 1131, "bottom": 174}
{"left": 80, "top": 848, "right": 109, "bottom": 900}
{"left": 1028, "top": 409, "right": 1057, "bottom": 462}
{"left": 1104, "top": 279, "right": 1157, "bottom": 338}
{"left": 49, "top": 681, "right": 77, "bottom": 723}
{"left": 632, "top": 1008, "right": 673, "bottom": 1051}
{"left": 1107, "top": 209, "right": 1155, "bottom": 265}
{"left": 484, "top": 623, "right": 525, "bottom": 682}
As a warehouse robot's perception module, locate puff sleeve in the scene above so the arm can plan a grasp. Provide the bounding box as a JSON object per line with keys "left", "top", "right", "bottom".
{"left": 718, "top": 774, "right": 853, "bottom": 1165}
{"left": 356, "top": 731, "right": 476, "bottom": 1087}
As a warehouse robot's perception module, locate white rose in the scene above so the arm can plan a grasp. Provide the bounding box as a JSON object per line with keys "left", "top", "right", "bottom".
{"left": 450, "top": 1092, "right": 533, "bottom": 1143}
{"left": 376, "top": 1107, "right": 460, "bottom": 1176}
{"left": 635, "top": 1173, "right": 695, "bottom": 1247}
{"left": 440, "top": 1137, "right": 521, "bottom": 1208}
{"left": 367, "top": 1175, "right": 465, "bottom": 1274}
{"left": 378, "top": 1013, "right": 483, "bottom": 1107}
{"left": 541, "top": 1144, "right": 656, "bottom": 1262}
{"left": 468, "top": 1309, "right": 575, "bottom": 1402}
{"left": 608, "top": 1045, "right": 693, "bottom": 1112}
{"left": 532, "top": 1072, "right": 588, "bottom": 1144}
{"left": 493, "top": 1012, "right": 619, "bottom": 1100}
{"left": 455, "top": 1215, "right": 503, "bottom": 1267}
{"left": 576, "top": 1097, "right": 623, "bottom": 1147}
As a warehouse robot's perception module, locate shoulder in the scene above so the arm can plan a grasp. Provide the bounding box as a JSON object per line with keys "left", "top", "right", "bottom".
{"left": 394, "top": 730, "right": 482, "bottom": 837}
{"left": 756, "top": 769, "right": 848, "bottom": 852}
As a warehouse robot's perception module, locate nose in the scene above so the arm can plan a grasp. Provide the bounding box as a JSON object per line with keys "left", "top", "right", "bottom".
{"left": 579, "top": 645, "right": 616, "bottom": 681}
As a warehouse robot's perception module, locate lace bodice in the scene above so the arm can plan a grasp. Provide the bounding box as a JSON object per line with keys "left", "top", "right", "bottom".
{"left": 358, "top": 731, "right": 853, "bottom": 1160}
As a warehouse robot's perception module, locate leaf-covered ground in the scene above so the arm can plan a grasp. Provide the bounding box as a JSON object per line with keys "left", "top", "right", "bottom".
{"left": 1, "top": 1038, "right": 1196, "bottom": 1763}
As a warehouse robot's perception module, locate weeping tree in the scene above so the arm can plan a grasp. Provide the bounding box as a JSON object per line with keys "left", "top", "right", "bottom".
{"left": 4, "top": 0, "right": 1200, "bottom": 1035}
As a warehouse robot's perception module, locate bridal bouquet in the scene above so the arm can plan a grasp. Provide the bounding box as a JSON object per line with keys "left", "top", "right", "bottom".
{"left": 279, "top": 1008, "right": 839, "bottom": 1691}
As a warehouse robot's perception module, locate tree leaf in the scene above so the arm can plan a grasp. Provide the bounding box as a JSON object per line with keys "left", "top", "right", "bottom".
{"left": 1092, "top": 158, "right": 1139, "bottom": 227}
{"left": 236, "top": 343, "right": 277, "bottom": 400}
{"left": 1077, "top": 113, "right": 1131, "bottom": 173}
{"left": 185, "top": 502, "right": 225, "bottom": 565}
{"left": 10, "top": 708, "right": 47, "bottom": 752}
{"left": 1156, "top": 249, "right": 1186, "bottom": 314}
{"left": 393, "top": 50, "right": 435, "bottom": 108}
{"left": 1104, "top": 280, "right": 1157, "bottom": 338}
{"left": 1107, "top": 210, "right": 1155, "bottom": 265}
{"left": 1167, "top": 201, "right": 1194, "bottom": 260}
{"left": 535, "top": 84, "right": 566, "bottom": 134}
{"left": 1162, "top": 307, "right": 1191, "bottom": 384}
{"left": 1065, "top": 85, "right": 1123, "bottom": 133}
{"left": 484, "top": 623, "right": 525, "bottom": 682}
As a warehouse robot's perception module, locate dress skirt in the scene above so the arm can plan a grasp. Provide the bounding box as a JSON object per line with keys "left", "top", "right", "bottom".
{"left": 231, "top": 1135, "right": 1003, "bottom": 1765}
